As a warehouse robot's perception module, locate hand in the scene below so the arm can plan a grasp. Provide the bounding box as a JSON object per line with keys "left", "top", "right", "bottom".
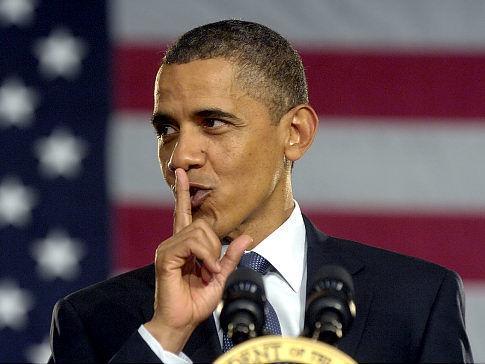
{"left": 145, "top": 168, "right": 252, "bottom": 353}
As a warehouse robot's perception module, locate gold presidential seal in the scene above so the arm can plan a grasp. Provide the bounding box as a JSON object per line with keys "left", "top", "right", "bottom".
{"left": 214, "top": 336, "right": 357, "bottom": 364}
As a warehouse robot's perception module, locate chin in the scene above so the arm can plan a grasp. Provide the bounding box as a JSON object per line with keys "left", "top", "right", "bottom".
{"left": 194, "top": 204, "right": 241, "bottom": 239}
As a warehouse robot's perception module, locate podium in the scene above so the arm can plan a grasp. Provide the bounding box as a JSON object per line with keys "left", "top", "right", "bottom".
{"left": 215, "top": 336, "right": 356, "bottom": 364}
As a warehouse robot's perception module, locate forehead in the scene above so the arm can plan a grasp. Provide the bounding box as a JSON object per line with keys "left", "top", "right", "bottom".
{"left": 153, "top": 58, "right": 272, "bottom": 121}
{"left": 155, "top": 59, "right": 240, "bottom": 104}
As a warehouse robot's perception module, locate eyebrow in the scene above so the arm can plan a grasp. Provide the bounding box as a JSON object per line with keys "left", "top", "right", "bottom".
{"left": 151, "top": 108, "right": 243, "bottom": 126}
{"left": 193, "top": 108, "right": 242, "bottom": 122}
{"left": 150, "top": 112, "right": 176, "bottom": 127}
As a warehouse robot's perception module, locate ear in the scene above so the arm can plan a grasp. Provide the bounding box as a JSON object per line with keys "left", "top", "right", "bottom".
{"left": 282, "top": 104, "right": 318, "bottom": 162}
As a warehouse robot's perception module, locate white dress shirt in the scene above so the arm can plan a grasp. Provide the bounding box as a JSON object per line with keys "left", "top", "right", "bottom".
{"left": 139, "top": 201, "right": 307, "bottom": 364}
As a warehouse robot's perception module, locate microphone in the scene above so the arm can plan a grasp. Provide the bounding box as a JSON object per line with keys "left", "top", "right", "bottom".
{"left": 219, "top": 267, "right": 266, "bottom": 345}
{"left": 303, "top": 265, "right": 356, "bottom": 345}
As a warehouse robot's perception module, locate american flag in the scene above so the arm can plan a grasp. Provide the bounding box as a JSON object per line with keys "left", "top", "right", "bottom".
{"left": 0, "top": 0, "right": 109, "bottom": 362}
{"left": 1, "top": 0, "right": 484, "bottom": 362}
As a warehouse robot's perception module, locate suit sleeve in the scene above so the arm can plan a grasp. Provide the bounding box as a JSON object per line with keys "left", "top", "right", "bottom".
{"left": 109, "top": 331, "right": 163, "bottom": 363}
{"left": 49, "top": 298, "right": 161, "bottom": 363}
{"left": 417, "top": 270, "right": 474, "bottom": 363}
{"left": 49, "top": 298, "right": 97, "bottom": 363}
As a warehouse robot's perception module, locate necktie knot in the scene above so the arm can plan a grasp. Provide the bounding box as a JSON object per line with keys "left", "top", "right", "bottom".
{"left": 238, "top": 251, "right": 271, "bottom": 275}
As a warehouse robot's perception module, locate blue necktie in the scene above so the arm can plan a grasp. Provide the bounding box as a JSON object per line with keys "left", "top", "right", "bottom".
{"left": 222, "top": 252, "right": 282, "bottom": 352}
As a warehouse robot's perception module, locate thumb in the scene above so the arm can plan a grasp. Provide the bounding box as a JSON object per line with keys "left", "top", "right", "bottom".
{"left": 219, "top": 235, "right": 252, "bottom": 277}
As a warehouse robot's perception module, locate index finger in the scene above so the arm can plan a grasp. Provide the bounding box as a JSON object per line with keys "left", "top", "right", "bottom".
{"left": 173, "top": 168, "right": 192, "bottom": 233}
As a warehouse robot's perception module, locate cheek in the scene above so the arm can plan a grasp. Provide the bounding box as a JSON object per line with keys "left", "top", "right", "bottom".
{"left": 219, "top": 137, "right": 280, "bottom": 184}
{"left": 209, "top": 126, "right": 284, "bottom": 185}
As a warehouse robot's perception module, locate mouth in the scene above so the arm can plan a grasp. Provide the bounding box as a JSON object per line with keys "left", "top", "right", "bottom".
{"left": 189, "top": 184, "right": 211, "bottom": 210}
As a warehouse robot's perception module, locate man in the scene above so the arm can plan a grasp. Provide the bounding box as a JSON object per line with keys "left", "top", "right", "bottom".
{"left": 49, "top": 20, "right": 473, "bottom": 363}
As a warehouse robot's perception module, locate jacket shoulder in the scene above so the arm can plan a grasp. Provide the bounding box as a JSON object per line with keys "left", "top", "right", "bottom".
{"left": 328, "top": 235, "right": 456, "bottom": 280}
{"left": 63, "top": 264, "right": 154, "bottom": 306}
{"left": 55, "top": 264, "right": 155, "bottom": 327}
{"left": 50, "top": 265, "right": 156, "bottom": 362}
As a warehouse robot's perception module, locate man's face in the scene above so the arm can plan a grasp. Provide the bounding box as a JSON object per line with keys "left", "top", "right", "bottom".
{"left": 153, "top": 58, "right": 291, "bottom": 241}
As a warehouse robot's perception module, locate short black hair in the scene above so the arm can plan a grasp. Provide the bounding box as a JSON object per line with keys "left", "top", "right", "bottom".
{"left": 163, "top": 19, "right": 308, "bottom": 122}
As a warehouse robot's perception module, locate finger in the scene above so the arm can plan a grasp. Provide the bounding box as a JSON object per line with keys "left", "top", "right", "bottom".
{"left": 180, "top": 255, "right": 197, "bottom": 276}
{"left": 193, "top": 221, "right": 223, "bottom": 264}
{"left": 201, "top": 265, "right": 213, "bottom": 284}
{"left": 157, "top": 224, "right": 222, "bottom": 274}
{"left": 182, "top": 239, "right": 221, "bottom": 274}
{"left": 173, "top": 168, "right": 192, "bottom": 233}
{"left": 219, "top": 235, "right": 253, "bottom": 276}
{"left": 180, "top": 222, "right": 222, "bottom": 271}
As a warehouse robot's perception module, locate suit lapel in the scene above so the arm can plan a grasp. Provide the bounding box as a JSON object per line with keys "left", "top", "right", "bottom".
{"left": 303, "top": 215, "right": 373, "bottom": 358}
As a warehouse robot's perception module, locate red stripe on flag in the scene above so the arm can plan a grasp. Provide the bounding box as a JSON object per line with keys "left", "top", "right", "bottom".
{"left": 112, "top": 204, "right": 172, "bottom": 270}
{"left": 113, "top": 44, "right": 485, "bottom": 118}
{"left": 113, "top": 45, "right": 164, "bottom": 111}
{"left": 113, "top": 203, "right": 485, "bottom": 280}
{"left": 305, "top": 208, "right": 485, "bottom": 280}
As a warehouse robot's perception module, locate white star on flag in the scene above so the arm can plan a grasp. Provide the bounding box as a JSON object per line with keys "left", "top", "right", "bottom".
{"left": 0, "top": 0, "right": 36, "bottom": 27}
{"left": 34, "top": 128, "right": 88, "bottom": 178}
{"left": 0, "top": 176, "right": 37, "bottom": 228}
{"left": 30, "top": 229, "right": 85, "bottom": 281}
{"left": 33, "top": 28, "right": 87, "bottom": 80}
{"left": 0, "top": 279, "right": 34, "bottom": 330}
{"left": 25, "top": 336, "right": 51, "bottom": 363}
{"left": 0, "top": 77, "right": 39, "bottom": 128}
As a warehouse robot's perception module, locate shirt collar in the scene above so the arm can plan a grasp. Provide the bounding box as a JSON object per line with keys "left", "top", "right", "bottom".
{"left": 250, "top": 200, "right": 306, "bottom": 293}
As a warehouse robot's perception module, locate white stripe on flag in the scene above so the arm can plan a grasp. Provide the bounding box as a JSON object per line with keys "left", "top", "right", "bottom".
{"left": 111, "top": 0, "right": 485, "bottom": 49}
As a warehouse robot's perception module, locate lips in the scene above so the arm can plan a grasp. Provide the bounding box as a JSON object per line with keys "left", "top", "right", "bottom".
{"left": 189, "top": 184, "right": 211, "bottom": 209}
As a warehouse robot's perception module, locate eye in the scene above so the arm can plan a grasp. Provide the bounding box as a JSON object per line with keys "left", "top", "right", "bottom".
{"left": 155, "top": 124, "right": 178, "bottom": 138}
{"left": 201, "top": 118, "right": 226, "bottom": 128}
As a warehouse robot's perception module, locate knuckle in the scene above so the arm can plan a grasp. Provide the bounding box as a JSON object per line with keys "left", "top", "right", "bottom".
{"left": 192, "top": 219, "right": 205, "bottom": 228}
{"left": 195, "top": 220, "right": 212, "bottom": 235}
{"left": 155, "top": 239, "right": 171, "bottom": 259}
{"left": 194, "top": 226, "right": 206, "bottom": 238}
{"left": 155, "top": 241, "right": 167, "bottom": 255}
{"left": 199, "top": 219, "right": 211, "bottom": 230}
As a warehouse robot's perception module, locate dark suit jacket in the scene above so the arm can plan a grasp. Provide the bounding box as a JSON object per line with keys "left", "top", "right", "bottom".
{"left": 49, "top": 216, "right": 473, "bottom": 363}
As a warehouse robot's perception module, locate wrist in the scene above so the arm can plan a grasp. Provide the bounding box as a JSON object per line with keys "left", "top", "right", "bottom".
{"left": 144, "top": 319, "right": 195, "bottom": 354}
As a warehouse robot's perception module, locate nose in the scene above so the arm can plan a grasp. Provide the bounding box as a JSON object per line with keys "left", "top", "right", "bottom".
{"left": 167, "top": 127, "right": 206, "bottom": 172}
